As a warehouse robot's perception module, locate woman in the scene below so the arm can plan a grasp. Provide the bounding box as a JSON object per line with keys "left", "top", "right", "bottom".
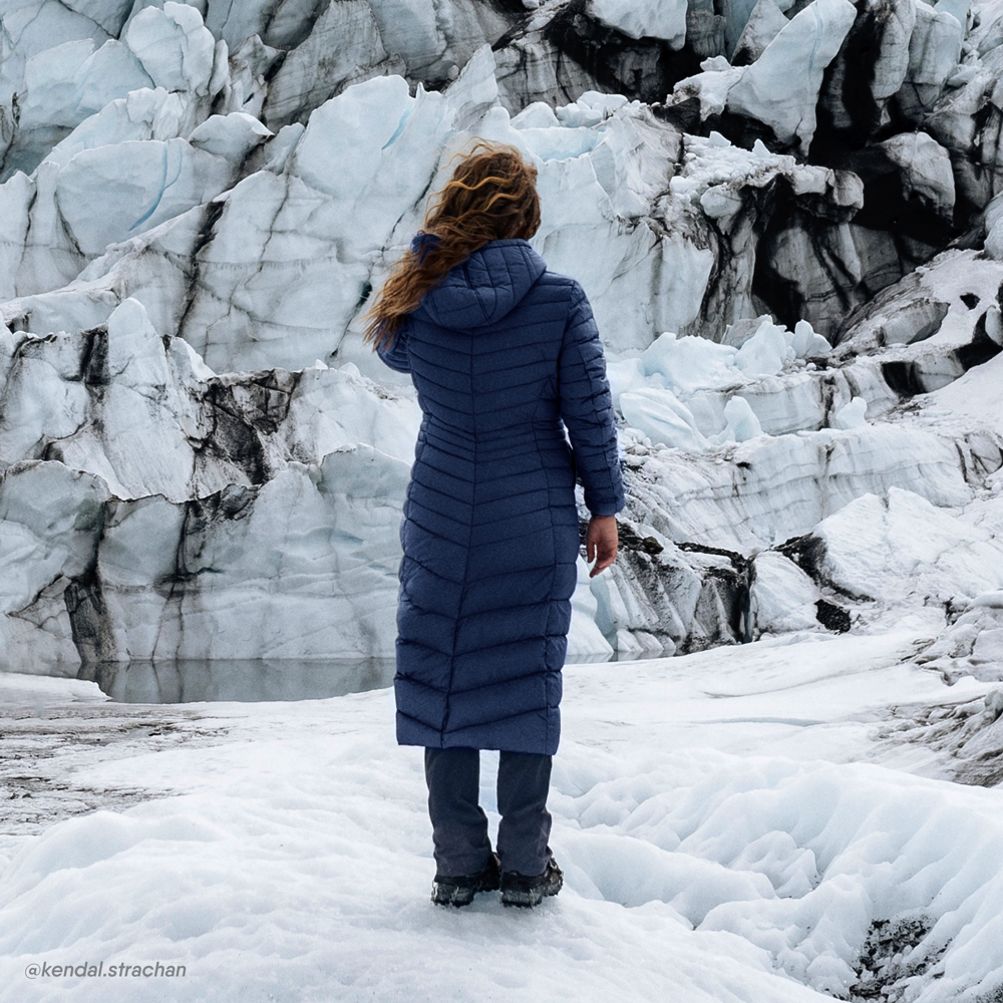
{"left": 364, "top": 139, "right": 626, "bottom": 909}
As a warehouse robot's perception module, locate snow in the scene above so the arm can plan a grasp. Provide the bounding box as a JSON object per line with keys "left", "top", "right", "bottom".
{"left": 0, "top": 671, "right": 107, "bottom": 705}
{"left": 1, "top": 625, "right": 1001, "bottom": 1002}
{"left": 919, "top": 352, "right": 1003, "bottom": 437}
{"left": 870, "top": 0, "right": 916, "bottom": 100}
{"left": 813, "top": 487, "right": 1003, "bottom": 604}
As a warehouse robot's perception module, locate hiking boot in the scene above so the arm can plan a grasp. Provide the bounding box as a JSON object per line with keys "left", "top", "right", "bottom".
{"left": 431, "top": 851, "right": 501, "bottom": 907}
{"left": 500, "top": 854, "right": 563, "bottom": 908}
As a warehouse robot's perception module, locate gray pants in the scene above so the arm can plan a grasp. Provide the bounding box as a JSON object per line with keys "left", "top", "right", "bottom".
{"left": 424, "top": 746, "right": 553, "bottom": 878}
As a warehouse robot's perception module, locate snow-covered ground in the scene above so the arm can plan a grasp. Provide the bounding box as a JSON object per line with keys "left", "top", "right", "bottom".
{"left": 2, "top": 619, "right": 1002, "bottom": 1003}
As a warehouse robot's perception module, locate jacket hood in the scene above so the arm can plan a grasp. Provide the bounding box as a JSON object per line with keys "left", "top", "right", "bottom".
{"left": 412, "top": 237, "right": 547, "bottom": 330}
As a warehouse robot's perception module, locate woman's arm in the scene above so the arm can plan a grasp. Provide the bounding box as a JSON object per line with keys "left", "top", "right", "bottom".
{"left": 375, "top": 317, "right": 412, "bottom": 374}
{"left": 557, "top": 281, "right": 627, "bottom": 519}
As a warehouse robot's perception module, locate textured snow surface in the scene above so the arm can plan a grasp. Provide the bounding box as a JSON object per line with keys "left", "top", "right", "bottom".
{"left": 1, "top": 625, "right": 1002, "bottom": 1002}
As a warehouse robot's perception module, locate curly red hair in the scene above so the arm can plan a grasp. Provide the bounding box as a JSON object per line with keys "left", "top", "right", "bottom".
{"left": 362, "top": 139, "right": 541, "bottom": 351}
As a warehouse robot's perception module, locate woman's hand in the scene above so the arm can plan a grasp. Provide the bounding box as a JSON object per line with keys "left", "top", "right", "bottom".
{"left": 585, "top": 515, "right": 618, "bottom": 578}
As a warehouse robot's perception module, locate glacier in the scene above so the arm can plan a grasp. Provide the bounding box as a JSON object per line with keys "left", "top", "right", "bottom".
{"left": 2, "top": 0, "right": 1003, "bottom": 999}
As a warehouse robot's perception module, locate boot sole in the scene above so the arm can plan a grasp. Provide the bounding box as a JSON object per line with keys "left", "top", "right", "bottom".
{"left": 431, "top": 874, "right": 501, "bottom": 908}
{"left": 431, "top": 884, "right": 477, "bottom": 908}
{"left": 501, "top": 876, "right": 563, "bottom": 909}
{"left": 431, "top": 852, "right": 502, "bottom": 907}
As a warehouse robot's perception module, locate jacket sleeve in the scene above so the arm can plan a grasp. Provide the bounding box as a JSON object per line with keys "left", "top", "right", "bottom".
{"left": 557, "top": 281, "right": 627, "bottom": 518}
{"left": 375, "top": 317, "right": 411, "bottom": 374}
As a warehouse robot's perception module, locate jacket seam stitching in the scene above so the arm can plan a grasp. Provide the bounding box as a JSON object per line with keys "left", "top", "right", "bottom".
{"left": 534, "top": 407, "right": 559, "bottom": 755}
{"left": 439, "top": 343, "right": 476, "bottom": 744}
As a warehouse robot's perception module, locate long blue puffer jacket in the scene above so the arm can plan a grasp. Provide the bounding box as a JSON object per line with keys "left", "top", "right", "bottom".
{"left": 376, "top": 234, "right": 626, "bottom": 755}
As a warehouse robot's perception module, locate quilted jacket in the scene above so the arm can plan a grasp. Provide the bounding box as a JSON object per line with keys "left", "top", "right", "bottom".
{"left": 376, "top": 235, "right": 626, "bottom": 755}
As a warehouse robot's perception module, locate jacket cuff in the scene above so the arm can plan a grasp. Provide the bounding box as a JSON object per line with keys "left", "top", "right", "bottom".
{"left": 587, "top": 497, "right": 625, "bottom": 518}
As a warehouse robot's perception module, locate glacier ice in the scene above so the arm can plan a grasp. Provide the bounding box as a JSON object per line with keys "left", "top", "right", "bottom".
{"left": 726, "top": 0, "right": 857, "bottom": 154}
{"left": 0, "top": 0, "right": 1000, "bottom": 703}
